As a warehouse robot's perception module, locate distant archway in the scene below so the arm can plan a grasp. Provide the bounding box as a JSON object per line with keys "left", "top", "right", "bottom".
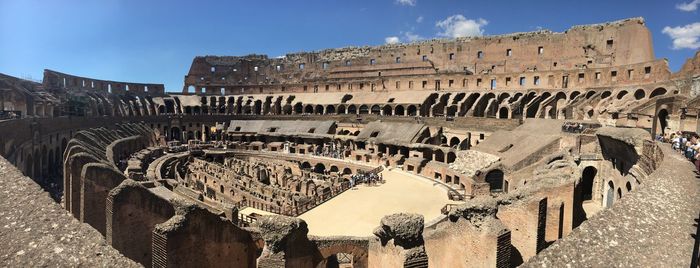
{"left": 581, "top": 166, "right": 597, "bottom": 200}
{"left": 485, "top": 169, "right": 504, "bottom": 192}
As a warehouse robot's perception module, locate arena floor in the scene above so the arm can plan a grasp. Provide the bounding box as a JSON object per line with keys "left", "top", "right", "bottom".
{"left": 297, "top": 168, "right": 457, "bottom": 237}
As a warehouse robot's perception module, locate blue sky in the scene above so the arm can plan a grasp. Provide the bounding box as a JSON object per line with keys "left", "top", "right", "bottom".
{"left": 1, "top": 0, "right": 699, "bottom": 92}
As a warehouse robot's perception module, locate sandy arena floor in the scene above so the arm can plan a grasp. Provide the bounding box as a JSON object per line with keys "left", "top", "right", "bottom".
{"left": 297, "top": 168, "right": 456, "bottom": 237}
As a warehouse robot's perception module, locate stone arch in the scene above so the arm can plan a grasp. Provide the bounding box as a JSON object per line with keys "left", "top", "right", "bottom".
{"left": 616, "top": 90, "right": 628, "bottom": 100}
{"left": 569, "top": 91, "right": 581, "bottom": 100}
{"left": 381, "top": 105, "right": 392, "bottom": 116}
{"left": 434, "top": 150, "right": 445, "bottom": 162}
{"left": 337, "top": 104, "right": 346, "bottom": 114}
{"left": 329, "top": 165, "right": 339, "bottom": 173}
{"left": 634, "top": 89, "right": 645, "bottom": 100}
{"left": 498, "top": 107, "right": 509, "bottom": 119}
{"left": 459, "top": 139, "right": 470, "bottom": 150}
{"left": 325, "top": 105, "right": 335, "bottom": 114}
{"left": 625, "top": 181, "right": 632, "bottom": 192}
{"left": 342, "top": 167, "right": 352, "bottom": 175}
{"left": 649, "top": 87, "right": 667, "bottom": 98}
{"left": 314, "top": 105, "right": 324, "bottom": 114}
{"left": 600, "top": 91, "right": 612, "bottom": 99}
{"left": 304, "top": 104, "right": 314, "bottom": 114}
{"left": 313, "top": 163, "right": 326, "bottom": 174}
{"left": 449, "top": 137, "right": 460, "bottom": 148}
{"left": 447, "top": 151, "right": 456, "bottom": 163}
{"left": 585, "top": 90, "right": 596, "bottom": 99}
{"left": 394, "top": 105, "right": 405, "bottom": 116}
{"left": 473, "top": 93, "right": 496, "bottom": 117}
{"left": 301, "top": 162, "right": 312, "bottom": 170}
{"left": 359, "top": 105, "right": 369, "bottom": 115}
{"left": 347, "top": 105, "right": 357, "bottom": 114}
{"left": 294, "top": 103, "right": 303, "bottom": 114}
{"left": 370, "top": 105, "right": 381, "bottom": 115}
{"left": 407, "top": 105, "right": 417, "bottom": 116}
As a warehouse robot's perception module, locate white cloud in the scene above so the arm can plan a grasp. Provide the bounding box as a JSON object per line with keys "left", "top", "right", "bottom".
{"left": 676, "top": 0, "right": 700, "bottom": 11}
{"left": 404, "top": 32, "right": 423, "bottom": 42}
{"left": 395, "top": 0, "right": 416, "bottom": 6}
{"left": 436, "top": 15, "right": 488, "bottom": 38}
{"left": 662, "top": 22, "right": 700, "bottom": 49}
{"left": 416, "top": 16, "right": 424, "bottom": 23}
{"left": 385, "top": 36, "right": 400, "bottom": 44}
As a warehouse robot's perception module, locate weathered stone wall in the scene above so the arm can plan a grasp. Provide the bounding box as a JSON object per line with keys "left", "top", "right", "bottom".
{"left": 0, "top": 156, "right": 138, "bottom": 267}
{"left": 107, "top": 180, "right": 175, "bottom": 267}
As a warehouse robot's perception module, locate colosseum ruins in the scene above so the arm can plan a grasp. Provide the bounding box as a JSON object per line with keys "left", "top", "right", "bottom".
{"left": 1, "top": 17, "right": 699, "bottom": 267}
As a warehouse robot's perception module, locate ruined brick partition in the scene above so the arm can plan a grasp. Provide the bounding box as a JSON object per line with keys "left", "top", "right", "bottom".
{"left": 151, "top": 206, "right": 259, "bottom": 268}
{"left": 107, "top": 180, "right": 176, "bottom": 267}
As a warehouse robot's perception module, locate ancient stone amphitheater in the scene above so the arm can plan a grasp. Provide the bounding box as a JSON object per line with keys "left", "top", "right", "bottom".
{"left": 1, "top": 17, "right": 699, "bottom": 267}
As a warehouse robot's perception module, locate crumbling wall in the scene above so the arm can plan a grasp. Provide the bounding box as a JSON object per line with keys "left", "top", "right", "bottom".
{"left": 424, "top": 200, "right": 511, "bottom": 268}
{"left": 369, "top": 213, "right": 429, "bottom": 268}
{"left": 107, "top": 179, "right": 175, "bottom": 267}
{"left": 153, "top": 205, "right": 258, "bottom": 268}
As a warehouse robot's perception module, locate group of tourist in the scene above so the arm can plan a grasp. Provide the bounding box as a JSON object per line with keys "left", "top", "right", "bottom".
{"left": 664, "top": 131, "right": 700, "bottom": 171}
{"left": 349, "top": 171, "right": 383, "bottom": 187}
{"left": 313, "top": 143, "right": 347, "bottom": 160}
{"left": 561, "top": 122, "right": 585, "bottom": 133}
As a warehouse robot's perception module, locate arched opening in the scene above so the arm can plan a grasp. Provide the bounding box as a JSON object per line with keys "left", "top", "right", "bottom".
{"left": 625, "top": 181, "right": 632, "bottom": 192}
{"left": 434, "top": 150, "right": 445, "bottom": 162}
{"left": 330, "top": 166, "right": 339, "bottom": 173}
{"left": 370, "top": 105, "right": 381, "bottom": 115}
{"left": 394, "top": 105, "right": 405, "bottom": 116}
{"left": 600, "top": 91, "right": 611, "bottom": 99}
{"left": 605, "top": 181, "right": 615, "bottom": 208}
{"left": 294, "top": 103, "right": 303, "bottom": 114}
{"left": 315, "top": 105, "right": 324, "bottom": 114}
{"left": 381, "top": 105, "right": 392, "bottom": 116}
{"left": 304, "top": 105, "right": 314, "bottom": 114}
{"left": 447, "top": 152, "right": 456, "bottom": 163}
{"left": 347, "top": 105, "right": 357, "bottom": 114}
{"left": 301, "top": 162, "right": 312, "bottom": 170}
{"left": 325, "top": 105, "right": 335, "bottom": 114}
{"left": 342, "top": 167, "right": 352, "bottom": 175}
{"left": 581, "top": 166, "right": 597, "bottom": 201}
{"left": 634, "top": 89, "right": 645, "bottom": 100}
{"left": 616, "top": 90, "right": 628, "bottom": 100}
{"left": 449, "top": 137, "right": 460, "bottom": 148}
{"left": 313, "top": 163, "right": 326, "bottom": 174}
{"left": 359, "top": 105, "right": 369, "bottom": 114}
{"left": 657, "top": 109, "right": 669, "bottom": 135}
{"left": 498, "top": 107, "right": 509, "bottom": 119}
{"left": 407, "top": 105, "right": 417, "bottom": 116}
{"left": 336, "top": 105, "right": 346, "bottom": 114}
{"left": 485, "top": 170, "right": 504, "bottom": 193}
{"left": 649, "top": 87, "right": 667, "bottom": 98}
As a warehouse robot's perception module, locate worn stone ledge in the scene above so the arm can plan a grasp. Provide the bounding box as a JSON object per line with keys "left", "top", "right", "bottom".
{"left": 0, "top": 156, "right": 139, "bottom": 267}
{"left": 523, "top": 144, "right": 700, "bottom": 267}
